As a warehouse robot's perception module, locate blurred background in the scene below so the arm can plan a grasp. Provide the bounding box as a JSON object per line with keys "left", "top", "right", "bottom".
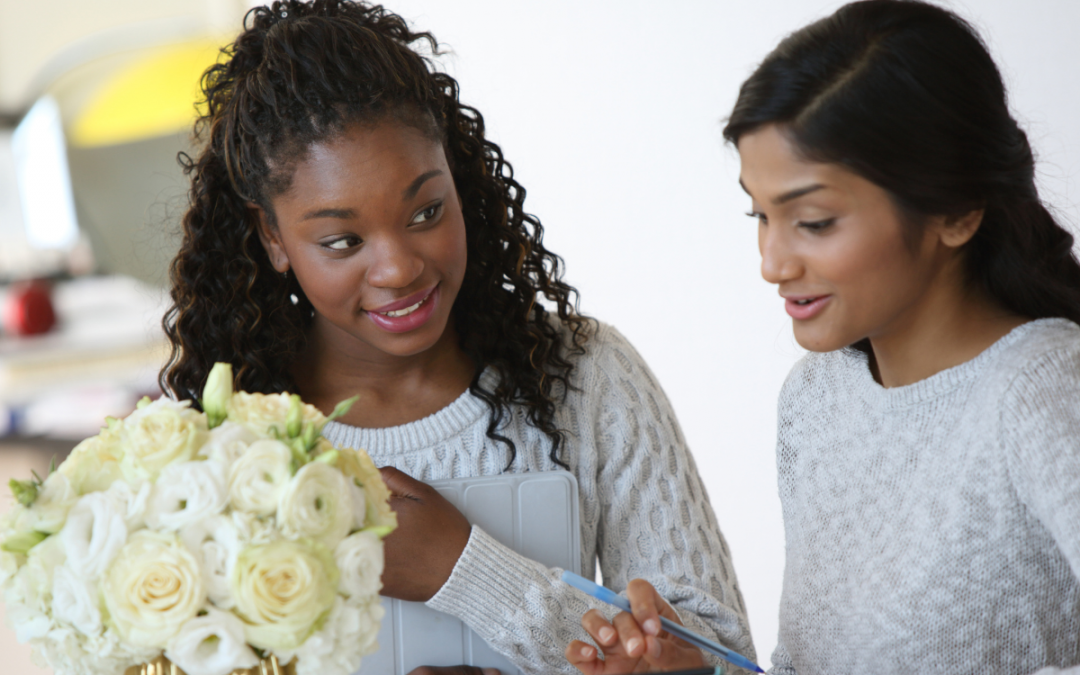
{"left": 0, "top": 0, "right": 1076, "bottom": 672}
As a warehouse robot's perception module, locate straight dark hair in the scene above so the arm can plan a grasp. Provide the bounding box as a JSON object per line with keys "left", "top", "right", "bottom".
{"left": 723, "top": 0, "right": 1080, "bottom": 350}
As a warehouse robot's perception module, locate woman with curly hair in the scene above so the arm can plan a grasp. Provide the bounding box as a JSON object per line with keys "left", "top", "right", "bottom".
{"left": 161, "top": 0, "right": 754, "bottom": 672}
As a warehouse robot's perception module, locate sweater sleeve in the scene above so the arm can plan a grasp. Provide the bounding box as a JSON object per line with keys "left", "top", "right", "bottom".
{"left": 1000, "top": 347, "right": 1080, "bottom": 584}
{"left": 1000, "top": 347, "right": 1080, "bottom": 675}
{"left": 426, "top": 325, "right": 756, "bottom": 674}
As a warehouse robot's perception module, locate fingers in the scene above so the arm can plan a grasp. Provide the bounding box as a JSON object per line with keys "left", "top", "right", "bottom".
{"left": 581, "top": 609, "right": 619, "bottom": 651}
{"left": 379, "top": 466, "right": 425, "bottom": 498}
{"left": 626, "top": 578, "right": 674, "bottom": 637}
{"left": 565, "top": 639, "right": 602, "bottom": 675}
{"left": 612, "top": 609, "right": 648, "bottom": 657}
{"left": 406, "top": 666, "right": 500, "bottom": 675}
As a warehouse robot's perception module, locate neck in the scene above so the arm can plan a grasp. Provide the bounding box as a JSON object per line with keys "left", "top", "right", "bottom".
{"left": 868, "top": 272, "right": 1026, "bottom": 389}
{"left": 292, "top": 319, "right": 475, "bottom": 426}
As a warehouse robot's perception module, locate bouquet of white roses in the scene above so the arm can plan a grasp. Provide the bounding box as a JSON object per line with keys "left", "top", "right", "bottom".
{"left": 0, "top": 363, "right": 396, "bottom": 675}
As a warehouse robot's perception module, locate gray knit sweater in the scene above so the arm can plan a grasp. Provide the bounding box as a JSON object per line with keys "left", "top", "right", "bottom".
{"left": 322, "top": 321, "right": 755, "bottom": 674}
{"left": 772, "top": 318, "right": 1080, "bottom": 675}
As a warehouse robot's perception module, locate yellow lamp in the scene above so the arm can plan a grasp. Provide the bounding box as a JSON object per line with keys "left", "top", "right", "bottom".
{"left": 69, "top": 37, "right": 227, "bottom": 148}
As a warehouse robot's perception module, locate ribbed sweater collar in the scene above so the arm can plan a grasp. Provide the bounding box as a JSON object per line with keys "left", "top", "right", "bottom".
{"left": 321, "top": 368, "right": 494, "bottom": 455}
{"left": 839, "top": 318, "right": 1064, "bottom": 410}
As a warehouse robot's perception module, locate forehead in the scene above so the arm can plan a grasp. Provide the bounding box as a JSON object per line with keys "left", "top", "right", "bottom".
{"left": 737, "top": 125, "right": 850, "bottom": 202}
{"left": 285, "top": 122, "right": 448, "bottom": 200}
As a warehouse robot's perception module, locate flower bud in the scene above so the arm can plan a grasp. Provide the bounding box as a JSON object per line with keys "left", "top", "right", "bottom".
{"left": 202, "top": 363, "right": 234, "bottom": 429}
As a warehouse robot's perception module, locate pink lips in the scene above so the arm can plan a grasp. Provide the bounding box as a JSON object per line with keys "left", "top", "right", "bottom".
{"left": 784, "top": 294, "right": 831, "bottom": 320}
{"left": 365, "top": 284, "right": 440, "bottom": 334}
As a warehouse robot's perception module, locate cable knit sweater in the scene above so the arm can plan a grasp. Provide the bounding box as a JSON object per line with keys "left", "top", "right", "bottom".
{"left": 322, "top": 321, "right": 755, "bottom": 674}
{"left": 771, "top": 318, "right": 1080, "bottom": 675}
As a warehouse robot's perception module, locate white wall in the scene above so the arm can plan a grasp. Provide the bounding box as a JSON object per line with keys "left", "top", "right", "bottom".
{"left": 382, "top": 0, "right": 1080, "bottom": 666}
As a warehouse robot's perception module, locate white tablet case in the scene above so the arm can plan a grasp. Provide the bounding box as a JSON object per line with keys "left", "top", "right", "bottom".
{"left": 356, "top": 470, "right": 582, "bottom": 675}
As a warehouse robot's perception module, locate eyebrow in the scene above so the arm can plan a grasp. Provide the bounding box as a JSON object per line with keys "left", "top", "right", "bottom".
{"left": 738, "top": 179, "right": 826, "bottom": 205}
{"left": 402, "top": 169, "right": 444, "bottom": 200}
{"left": 302, "top": 207, "right": 357, "bottom": 221}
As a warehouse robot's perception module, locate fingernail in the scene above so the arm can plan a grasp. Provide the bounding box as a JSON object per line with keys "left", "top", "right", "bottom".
{"left": 627, "top": 637, "right": 642, "bottom": 654}
{"left": 581, "top": 646, "right": 593, "bottom": 658}
{"left": 599, "top": 626, "right": 616, "bottom": 643}
{"left": 643, "top": 618, "right": 660, "bottom": 635}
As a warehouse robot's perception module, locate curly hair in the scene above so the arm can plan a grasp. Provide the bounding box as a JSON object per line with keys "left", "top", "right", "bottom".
{"left": 161, "top": 0, "right": 590, "bottom": 468}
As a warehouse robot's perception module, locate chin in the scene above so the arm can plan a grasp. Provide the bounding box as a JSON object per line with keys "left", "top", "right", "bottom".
{"left": 792, "top": 326, "right": 851, "bottom": 353}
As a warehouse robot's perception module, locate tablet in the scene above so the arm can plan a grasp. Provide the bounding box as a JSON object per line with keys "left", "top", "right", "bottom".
{"left": 357, "top": 470, "right": 582, "bottom": 675}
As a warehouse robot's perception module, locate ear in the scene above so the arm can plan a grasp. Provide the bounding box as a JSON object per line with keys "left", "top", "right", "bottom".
{"left": 937, "top": 208, "right": 984, "bottom": 249}
{"left": 251, "top": 203, "right": 290, "bottom": 273}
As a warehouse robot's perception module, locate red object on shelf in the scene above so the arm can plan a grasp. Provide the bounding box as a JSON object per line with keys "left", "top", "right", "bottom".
{"left": 3, "top": 280, "right": 57, "bottom": 336}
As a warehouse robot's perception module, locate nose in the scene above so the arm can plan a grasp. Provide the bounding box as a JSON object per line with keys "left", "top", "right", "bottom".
{"left": 758, "top": 224, "right": 802, "bottom": 285}
{"left": 366, "top": 234, "right": 425, "bottom": 289}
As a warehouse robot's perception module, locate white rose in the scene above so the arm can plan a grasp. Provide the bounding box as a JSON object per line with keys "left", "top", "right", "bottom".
{"left": 27, "top": 473, "right": 78, "bottom": 534}
{"left": 334, "top": 530, "right": 383, "bottom": 598}
{"left": 231, "top": 538, "right": 338, "bottom": 651}
{"left": 227, "top": 392, "right": 325, "bottom": 437}
{"left": 59, "top": 426, "right": 123, "bottom": 495}
{"left": 119, "top": 397, "right": 208, "bottom": 482}
{"left": 293, "top": 597, "right": 384, "bottom": 675}
{"left": 165, "top": 607, "right": 258, "bottom": 675}
{"left": 60, "top": 491, "right": 127, "bottom": 580}
{"left": 228, "top": 439, "right": 292, "bottom": 516}
{"left": 146, "top": 460, "right": 228, "bottom": 532}
{"left": 199, "top": 421, "right": 260, "bottom": 467}
{"left": 278, "top": 462, "right": 353, "bottom": 549}
{"left": 51, "top": 563, "right": 102, "bottom": 636}
{"left": 180, "top": 515, "right": 240, "bottom": 610}
{"left": 101, "top": 530, "right": 206, "bottom": 648}
{"left": 31, "top": 624, "right": 156, "bottom": 675}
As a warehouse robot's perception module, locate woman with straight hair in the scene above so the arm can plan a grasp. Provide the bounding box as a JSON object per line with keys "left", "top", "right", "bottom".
{"left": 566, "top": 1, "right": 1080, "bottom": 673}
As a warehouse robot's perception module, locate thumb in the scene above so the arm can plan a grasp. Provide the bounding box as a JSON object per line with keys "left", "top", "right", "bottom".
{"left": 379, "top": 466, "right": 425, "bottom": 498}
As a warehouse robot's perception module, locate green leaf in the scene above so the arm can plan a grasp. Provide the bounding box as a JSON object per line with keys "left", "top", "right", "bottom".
{"left": 1, "top": 531, "right": 47, "bottom": 554}
{"left": 9, "top": 478, "right": 39, "bottom": 507}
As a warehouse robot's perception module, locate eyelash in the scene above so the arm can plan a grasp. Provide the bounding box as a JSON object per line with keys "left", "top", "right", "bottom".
{"left": 411, "top": 202, "right": 443, "bottom": 225}
{"left": 745, "top": 212, "right": 835, "bottom": 232}
{"left": 324, "top": 235, "right": 361, "bottom": 251}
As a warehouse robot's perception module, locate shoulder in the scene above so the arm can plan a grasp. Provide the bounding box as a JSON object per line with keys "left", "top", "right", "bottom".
{"left": 777, "top": 347, "right": 864, "bottom": 413}
{"left": 559, "top": 318, "right": 660, "bottom": 390}
{"left": 982, "top": 318, "right": 1080, "bottom": 402}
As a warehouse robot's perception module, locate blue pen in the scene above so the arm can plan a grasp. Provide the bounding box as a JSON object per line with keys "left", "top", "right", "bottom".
{"left": 561, "top": 571, "right": 765, "bottom": 674}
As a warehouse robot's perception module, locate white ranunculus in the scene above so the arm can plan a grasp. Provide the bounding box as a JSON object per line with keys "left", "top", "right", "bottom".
{"left": 293, "top": 597, "right": 384, "bottom": 675}
{"left": 101, "top": 530, "right": 206, "bottom": 648}
{"left": 165, "top": 606, "right": 258, "bottom": 675}
{"left": 180, "top": 515, "right": 240, "bottom": 610}
{"left": 334, "top": 530, "right": 383, "bottom": 598}
{"left": 146, "top": 460, "right": 228, "bottom": 532}
{"left": 198, "top": 421, "right": 259, "bottom": 468}
{"left": 336, "top": 448, "right": 396, "bottom": 534}
{"left": 105, "top": 478, "right": 152, "bottom": 531}
{"left": 231, "top": 538, "right": 338, "bottom": 651}
{"left": 118, "top": 397, "right": 208, "bottom": 482}
{"left": 5, "top": 534, "right": 65, "bottom": 643}
{"left": 60, "top": 491, "right": 127, "bottom": 580}
{"left": 226, "top": 391, "right": 325, "bottom": 438}
{"left": 228, "top": 439, "right": 293, "bottom": 516}
{"left": 278, "top": 461, "right": 353, "bottom": 549}
{"left": 51, "top": 563, "right": 102, "bottom": 636}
